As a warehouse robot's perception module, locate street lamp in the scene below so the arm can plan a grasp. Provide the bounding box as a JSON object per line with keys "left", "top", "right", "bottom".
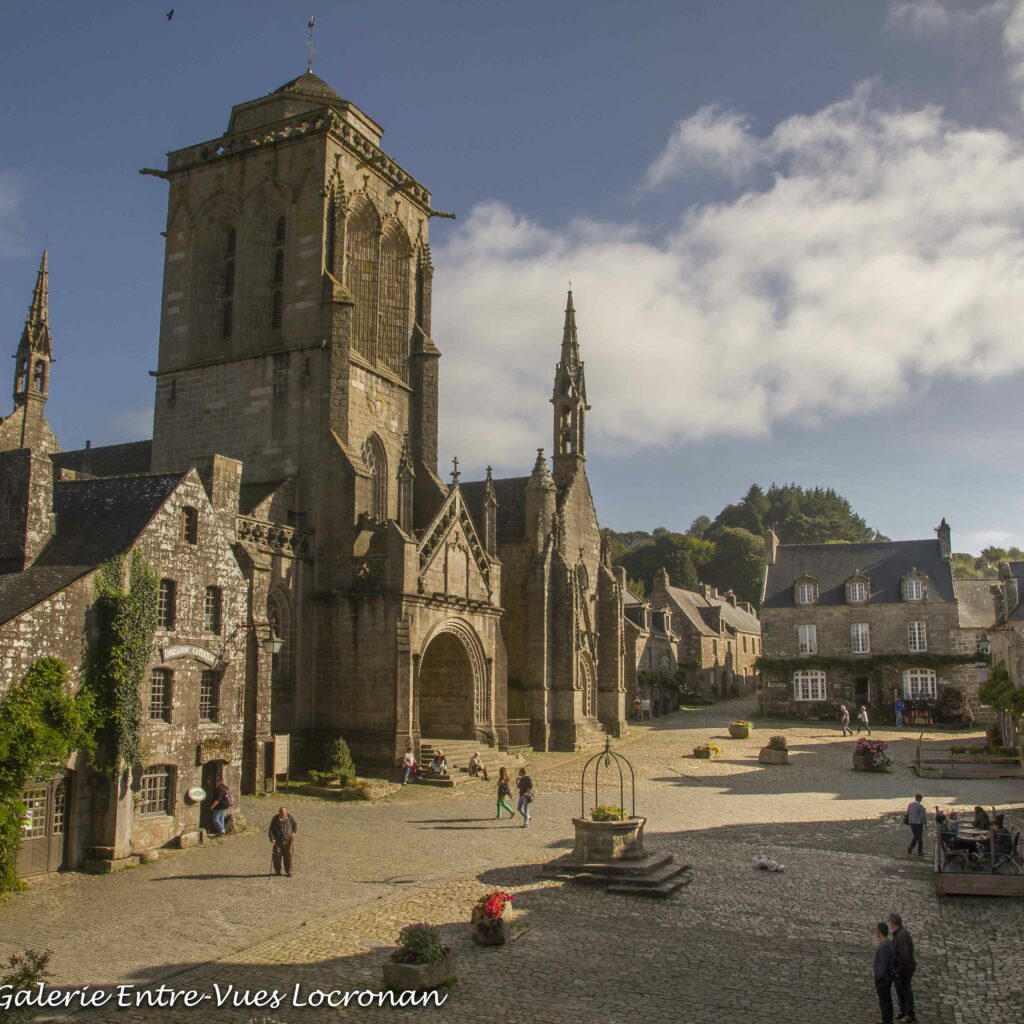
{"left": 261, "top": 630, "right": 285, "bottom": 656}
{"left": 978, "top": 633, "right": 992, "bottom": 657}
{"left": 215, "top": 621, "right": 286, "bottom": 663}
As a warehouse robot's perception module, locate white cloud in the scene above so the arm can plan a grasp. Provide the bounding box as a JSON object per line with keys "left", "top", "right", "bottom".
{"left": 434, "top": 82, "right": 1024, "bottom": 472}
{"left": 643, "top": 104, "right": 761, "bottom": 188}
{"left": 888, "top": 0, "right": 1011, "bottom": 34}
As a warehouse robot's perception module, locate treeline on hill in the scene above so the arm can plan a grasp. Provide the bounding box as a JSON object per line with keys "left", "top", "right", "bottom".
{"left": 607, "top": 483, "right": 886, "bottom": 608}
{"left": 951, "top": 547, "right": 1024, "bottom": 580}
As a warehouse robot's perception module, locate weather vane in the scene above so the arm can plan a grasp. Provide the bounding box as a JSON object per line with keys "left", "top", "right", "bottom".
{"left": 306, "top": 15, "right": 317, "bottom": 73}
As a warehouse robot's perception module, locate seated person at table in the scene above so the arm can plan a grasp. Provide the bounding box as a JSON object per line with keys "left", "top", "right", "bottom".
{"left": 935, "top": 812, "right": 955, "bottom": 844}
{"left": 430, "top": 751, "right": 448, "bottom": 776}
{"left": 467, "top": 751, "right": 489, "bottom": 781}
{"left": 992, "top": 815, "right": 1013, "bottom": 856}
{"left": 973, "top": 806, "right": 991, "bottom": 831}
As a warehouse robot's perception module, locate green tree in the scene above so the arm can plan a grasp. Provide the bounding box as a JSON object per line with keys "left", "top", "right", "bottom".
{"left": 687, "top": 515, "right": 712, "bottom": 538}
{"left": 951, "top": 553, "right": 989, "bottom": 579}
{"left": 626, "top": 577, "right": 647, "bottom": 600}
{"left": 617, "top": 531, "right": 713, "bottom": 594}
{"left": 0, "top": 658, "right": 94, "bottom": 894}
{"left": 328, "top": 737, "right": 357, "bottom": 785}
{"left": 701, "top": 527, "right": 766, "bottom": 606}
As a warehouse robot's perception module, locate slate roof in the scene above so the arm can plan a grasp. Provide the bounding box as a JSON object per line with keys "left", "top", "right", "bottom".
{"left": 762, "top": 539, "right": 955, "bottom": 609}
{"left": 0, "top": 473, "right": 185, "bottom": 625}
{"left": 953, "top": 578, "right": 998, "bottom": 630}
{"left": 460, "top": 477, "right": 530, "bottom": 545}
{"left": 53, "top": 440, "right": 153, "bottom": 478}
{"left": 664, "top": 584, "right": 761, "bottom": 637}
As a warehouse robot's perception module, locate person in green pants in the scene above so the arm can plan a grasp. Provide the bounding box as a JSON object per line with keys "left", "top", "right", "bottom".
{"left": 496, "top": 767, "right": 515, "bottom": 819}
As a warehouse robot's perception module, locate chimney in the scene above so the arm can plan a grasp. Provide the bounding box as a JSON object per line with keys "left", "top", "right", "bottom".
{"left": 935, "top": 517, "right": 951, "bottom": 560}
{"left": 614, "top": 565, "right": 627, "bottom": 590}
{"left": 654, "top": 566, "right": 670, "bottom": 593}
{"left": 726, "top": 590, "right": 738, "bottom": 607}
{"left": 764, "top": 527, "right": 780, "bottom": 566}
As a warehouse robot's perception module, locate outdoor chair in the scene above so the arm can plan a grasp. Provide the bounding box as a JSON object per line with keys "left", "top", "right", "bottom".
{"left": 938, "top": 832, "right": 970, "bottom": 873}
{"left": 992, "top": 830, "right": 1021, "bottom": 875}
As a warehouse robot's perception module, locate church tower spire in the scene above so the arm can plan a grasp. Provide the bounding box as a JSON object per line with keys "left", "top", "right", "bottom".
{"left": 551, "top": 289, "right": 589, "bottom": 486}
{"left": 11, "top": 250, "right": 54, "bottom": 445}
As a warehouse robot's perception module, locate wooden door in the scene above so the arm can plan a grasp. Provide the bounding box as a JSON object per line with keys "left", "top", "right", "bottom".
{"left": 16, "top": 776, "right": 69, "bottom": 877}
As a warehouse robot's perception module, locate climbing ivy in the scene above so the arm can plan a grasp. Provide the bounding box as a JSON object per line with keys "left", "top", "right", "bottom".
{"left": 0, "top": 658, "right": 94, "bottom": 896}
{"left": 86, "top": 549, "right": 160, "bottom": 774}
{"left": 756, "top": 652, "right": 987, "bottom": 680}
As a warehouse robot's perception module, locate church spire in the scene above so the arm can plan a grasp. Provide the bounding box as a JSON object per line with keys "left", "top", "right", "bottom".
{"left": 13, "top": 250, "right": 53, "bottom": 408}
{"left": 551, "top": 289, "right": 589, "bottom": 486}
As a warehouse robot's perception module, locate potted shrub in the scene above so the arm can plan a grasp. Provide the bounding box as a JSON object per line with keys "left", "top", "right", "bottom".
{"left": 729, "top": 720, "right": 753, "bottom": 739}
{"left": 852, "top": 739, "right": 893, "bottom": 773}
{"left": 381, "top": 923, "right": 455, "bottom": 991}
{"left": 693, "top": 742, "right": 721, "bottom": 760}
{"left": 759, "top": 735, "right": 789, "bottom": 765}
{"left": 470, "top": 889, "right": 516, "bottom": 946}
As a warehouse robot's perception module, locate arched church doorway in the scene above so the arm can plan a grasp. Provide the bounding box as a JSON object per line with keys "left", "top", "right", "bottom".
{"left": 418, "top": 626, "right": 482, "bottom": 739}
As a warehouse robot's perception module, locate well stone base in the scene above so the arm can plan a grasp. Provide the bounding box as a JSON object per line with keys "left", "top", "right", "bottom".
{"left": 572, "top": 816, "right": 646, "bottom": 862}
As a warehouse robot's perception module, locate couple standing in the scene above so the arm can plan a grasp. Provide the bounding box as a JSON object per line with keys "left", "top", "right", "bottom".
{"left": 496, "top": 766, "right": 534, "bottom": 826}
{"left": 873, "top": 912, "right": 917, "bottom": 1024}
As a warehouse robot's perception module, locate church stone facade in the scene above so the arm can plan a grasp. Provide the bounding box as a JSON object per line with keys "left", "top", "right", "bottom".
{"left": 0, "top": 71, "right": 628, "bottom": 874}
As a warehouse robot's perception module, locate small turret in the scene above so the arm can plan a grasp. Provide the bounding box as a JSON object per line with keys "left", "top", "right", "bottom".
{"left": 482, "top": 465, "right": 498, "bottom": 556}
{"left": 525, "top": 448, "right": 556, "bottom": 553}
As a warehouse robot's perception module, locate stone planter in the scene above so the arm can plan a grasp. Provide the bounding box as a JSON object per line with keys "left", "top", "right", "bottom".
{"left": 382, "top": 950, "right": 456, "bottom": 992}
{"left": 729, "top": 724, "right": 751, "bottom": 739}
{"left": 693, "top": 747, "right": 714, "bottom": 759}
{"left": 472, "top": 902, "right": 516, "bottom": 946}
{"left": 758, "top": 747, "right": 788, "bottom": 765}
{"left": 572, "top": 816, "right": 646, "bottom": 862}
{"left": 852, "top": 752, "right": 890, "bottom": 773}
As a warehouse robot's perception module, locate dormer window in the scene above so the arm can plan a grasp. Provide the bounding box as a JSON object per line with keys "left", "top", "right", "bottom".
{"left": 794, "top": 577, "right": 818, "bottom": 605}
{"left": 903, "top": 575, "right": 926, "bottom": 601}
{"left": 846, "top": 577, "right": 868, "bottom": 603}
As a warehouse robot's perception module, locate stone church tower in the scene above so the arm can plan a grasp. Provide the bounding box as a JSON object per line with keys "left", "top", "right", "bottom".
{"left": 149, "top": 72, "right": 506, "bottom": 766}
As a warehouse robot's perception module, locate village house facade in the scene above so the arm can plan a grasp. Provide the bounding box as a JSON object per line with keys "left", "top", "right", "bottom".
{"left": 759, "top": 521, "right": 987, "bottom": 723}
{"left": 0, "top": 71, "right": 630, "bottom": 876}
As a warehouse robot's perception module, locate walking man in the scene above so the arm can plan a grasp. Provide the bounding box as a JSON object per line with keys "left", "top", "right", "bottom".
{"left": 268, "top": 806, "right": 297, "bottom": 877}
{"left": 516, "top": 767, "right": 534, "bottom": 828}
{"left": 856, "top": 705, "right": 872, "bottom": 735}
{"left": 873, "top": 921, "right": 895, "bottom": 1024}
{"left": 209, "top": 777, "right": 232, "bottom": 837}
{"left": 401, "top": 745, "right": 416, "bottom": 785}
{"left": 840, "top": 704, "right": 852, "bottom": 737}
{"left": 905, "top": 794, "right": 926, "bottom": 857}
{"left": 888, "top": 912, "right": 917, "bottom": 1023}
{"left": 894, "top": 694, "right": 905, "bottom": 728}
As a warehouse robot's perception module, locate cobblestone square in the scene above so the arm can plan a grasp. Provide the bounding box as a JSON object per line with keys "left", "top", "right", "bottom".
{"left": 3, "top": 699, "right": 1022, "bottom": 1023}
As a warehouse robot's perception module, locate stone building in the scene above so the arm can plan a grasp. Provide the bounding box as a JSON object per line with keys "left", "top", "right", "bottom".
{"left": 759, "top": 521, "right": 986, "bottom": 722}
{"left": 1, "top": 71, "right": 631, "bottom": 876}
{"left": 982, "top": 562, "right": 1024, "bottom": 684}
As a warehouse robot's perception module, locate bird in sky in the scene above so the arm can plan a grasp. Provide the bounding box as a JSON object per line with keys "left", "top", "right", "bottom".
{"left": 166, "top": 9, "right": 174, "bottom": 21}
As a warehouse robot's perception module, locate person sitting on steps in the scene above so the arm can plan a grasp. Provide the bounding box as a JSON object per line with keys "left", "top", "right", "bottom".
{"left": 468, "top": 751, "right": 489, "bottom": 781}
{"left": 430, "top": 750, "right": 448, "bottom": 776}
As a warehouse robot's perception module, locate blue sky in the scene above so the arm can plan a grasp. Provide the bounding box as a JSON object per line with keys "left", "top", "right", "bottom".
{"left": 2, "top": 0, "right": 1023, "bottom": 551}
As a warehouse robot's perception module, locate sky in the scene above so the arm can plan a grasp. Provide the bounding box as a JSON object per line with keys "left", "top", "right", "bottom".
{"left": 1, "top": 0, "right": 1023, "bottom": 551}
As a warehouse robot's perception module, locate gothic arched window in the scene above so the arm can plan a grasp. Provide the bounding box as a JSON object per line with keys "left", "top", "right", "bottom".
{"left": 270, "top": 217, "right": 285, "bottom": 330}
{"left": 32, "top": 362, "right": 45, "bottom": 394}
{"left": 380, "top": 221, "right": 411, "bottom": 379}
{"left": 221, "top": 228, "right": 236, "bottom": 341}
{"left": 345, "top": 197, "right": 380, "bottom": 365}
{"left": 361, "top": 435, "right": 387, "bottom": 521}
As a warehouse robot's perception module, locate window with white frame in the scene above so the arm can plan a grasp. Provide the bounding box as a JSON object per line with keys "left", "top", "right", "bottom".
{"left": 203, "top": 586, "right": 222, "bottom": 635}
{"left": 847, "top": 580, "right": 868, "bottom": 603}
{"left": 907, "top": 621, "right": 927, "bottom": 652}
{"left": 798, "top": 624, "right": 817, "bottom": 654}
{"left": 138, "top": 766, "right": 173, "bottom": 817}
{"left": 904, "top": 578, "right": 924, "bottom": 601}
{"left": 903, "top": 668, "right": 936, "bottom": 700}
{"left": 199, "top": 670, "right": 219, "bottom": 722}
{"left": 851, "top": 622, "right": 870, "bottom": 654}
{"left": 796, "top": 582, "right": 817, "bottom": 605}
{"left": 157, "top": 579, "right": 176, "bottom": 630}
{"left": 792, "top": 670, "right": 827, "bottom": 701}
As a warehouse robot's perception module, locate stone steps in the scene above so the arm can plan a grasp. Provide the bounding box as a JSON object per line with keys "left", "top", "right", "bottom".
{"left": 542, "top": 850, "right": 693, "bottom": 899}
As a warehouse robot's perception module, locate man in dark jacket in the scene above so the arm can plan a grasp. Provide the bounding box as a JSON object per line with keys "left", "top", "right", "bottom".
{"left": 873, "top": 922, "right": 895, "bottom": 1024}
{"left": 268, "top": 806, "right": 297, "bottom": 876}
{"left": 888, "top": 912, "right": 916, "bottom": 1022}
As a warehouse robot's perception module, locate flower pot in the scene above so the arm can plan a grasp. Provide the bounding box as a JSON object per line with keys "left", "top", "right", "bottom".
{"left": 758, "top": 747, "right": 788, "bottom": 765}
{"left": 472, "top": 901, "right": 516, "bottom": 946}
{"left": 852, "top": 752, "right": 890, "bottom": 773}
{"left": 382, "top": 950, "right": 456, "bottom": 991}
{"left": 729, "top": 725, "right": 751, "bottom": 739}
{"left": 693, "top": 747, "right": 713, "bottom": 759}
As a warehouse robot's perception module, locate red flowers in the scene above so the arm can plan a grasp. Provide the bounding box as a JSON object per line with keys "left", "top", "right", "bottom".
{"left": 471, "top": 889, "right": 514, "bottom": 933}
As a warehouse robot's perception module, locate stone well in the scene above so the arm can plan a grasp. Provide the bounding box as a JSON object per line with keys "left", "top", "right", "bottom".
{"left": 572, "top": 816, "right": 646, "bottom": 862}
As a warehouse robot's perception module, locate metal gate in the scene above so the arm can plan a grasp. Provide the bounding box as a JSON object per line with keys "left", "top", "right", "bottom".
{"left": 16, "top": 776, "right": 69, "bottom": 877}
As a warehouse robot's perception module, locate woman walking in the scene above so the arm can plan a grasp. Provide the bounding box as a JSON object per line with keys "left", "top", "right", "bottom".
{"left": 516, "top": 766, "right": 534, "bottom": 828}
{"left": 496, "top": 767, "right": 516, "bottom": 820}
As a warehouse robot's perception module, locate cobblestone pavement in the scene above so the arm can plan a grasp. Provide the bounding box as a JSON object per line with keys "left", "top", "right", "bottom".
{"left": 4, "top": 698, "right": 1023, "bottom": 1023}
